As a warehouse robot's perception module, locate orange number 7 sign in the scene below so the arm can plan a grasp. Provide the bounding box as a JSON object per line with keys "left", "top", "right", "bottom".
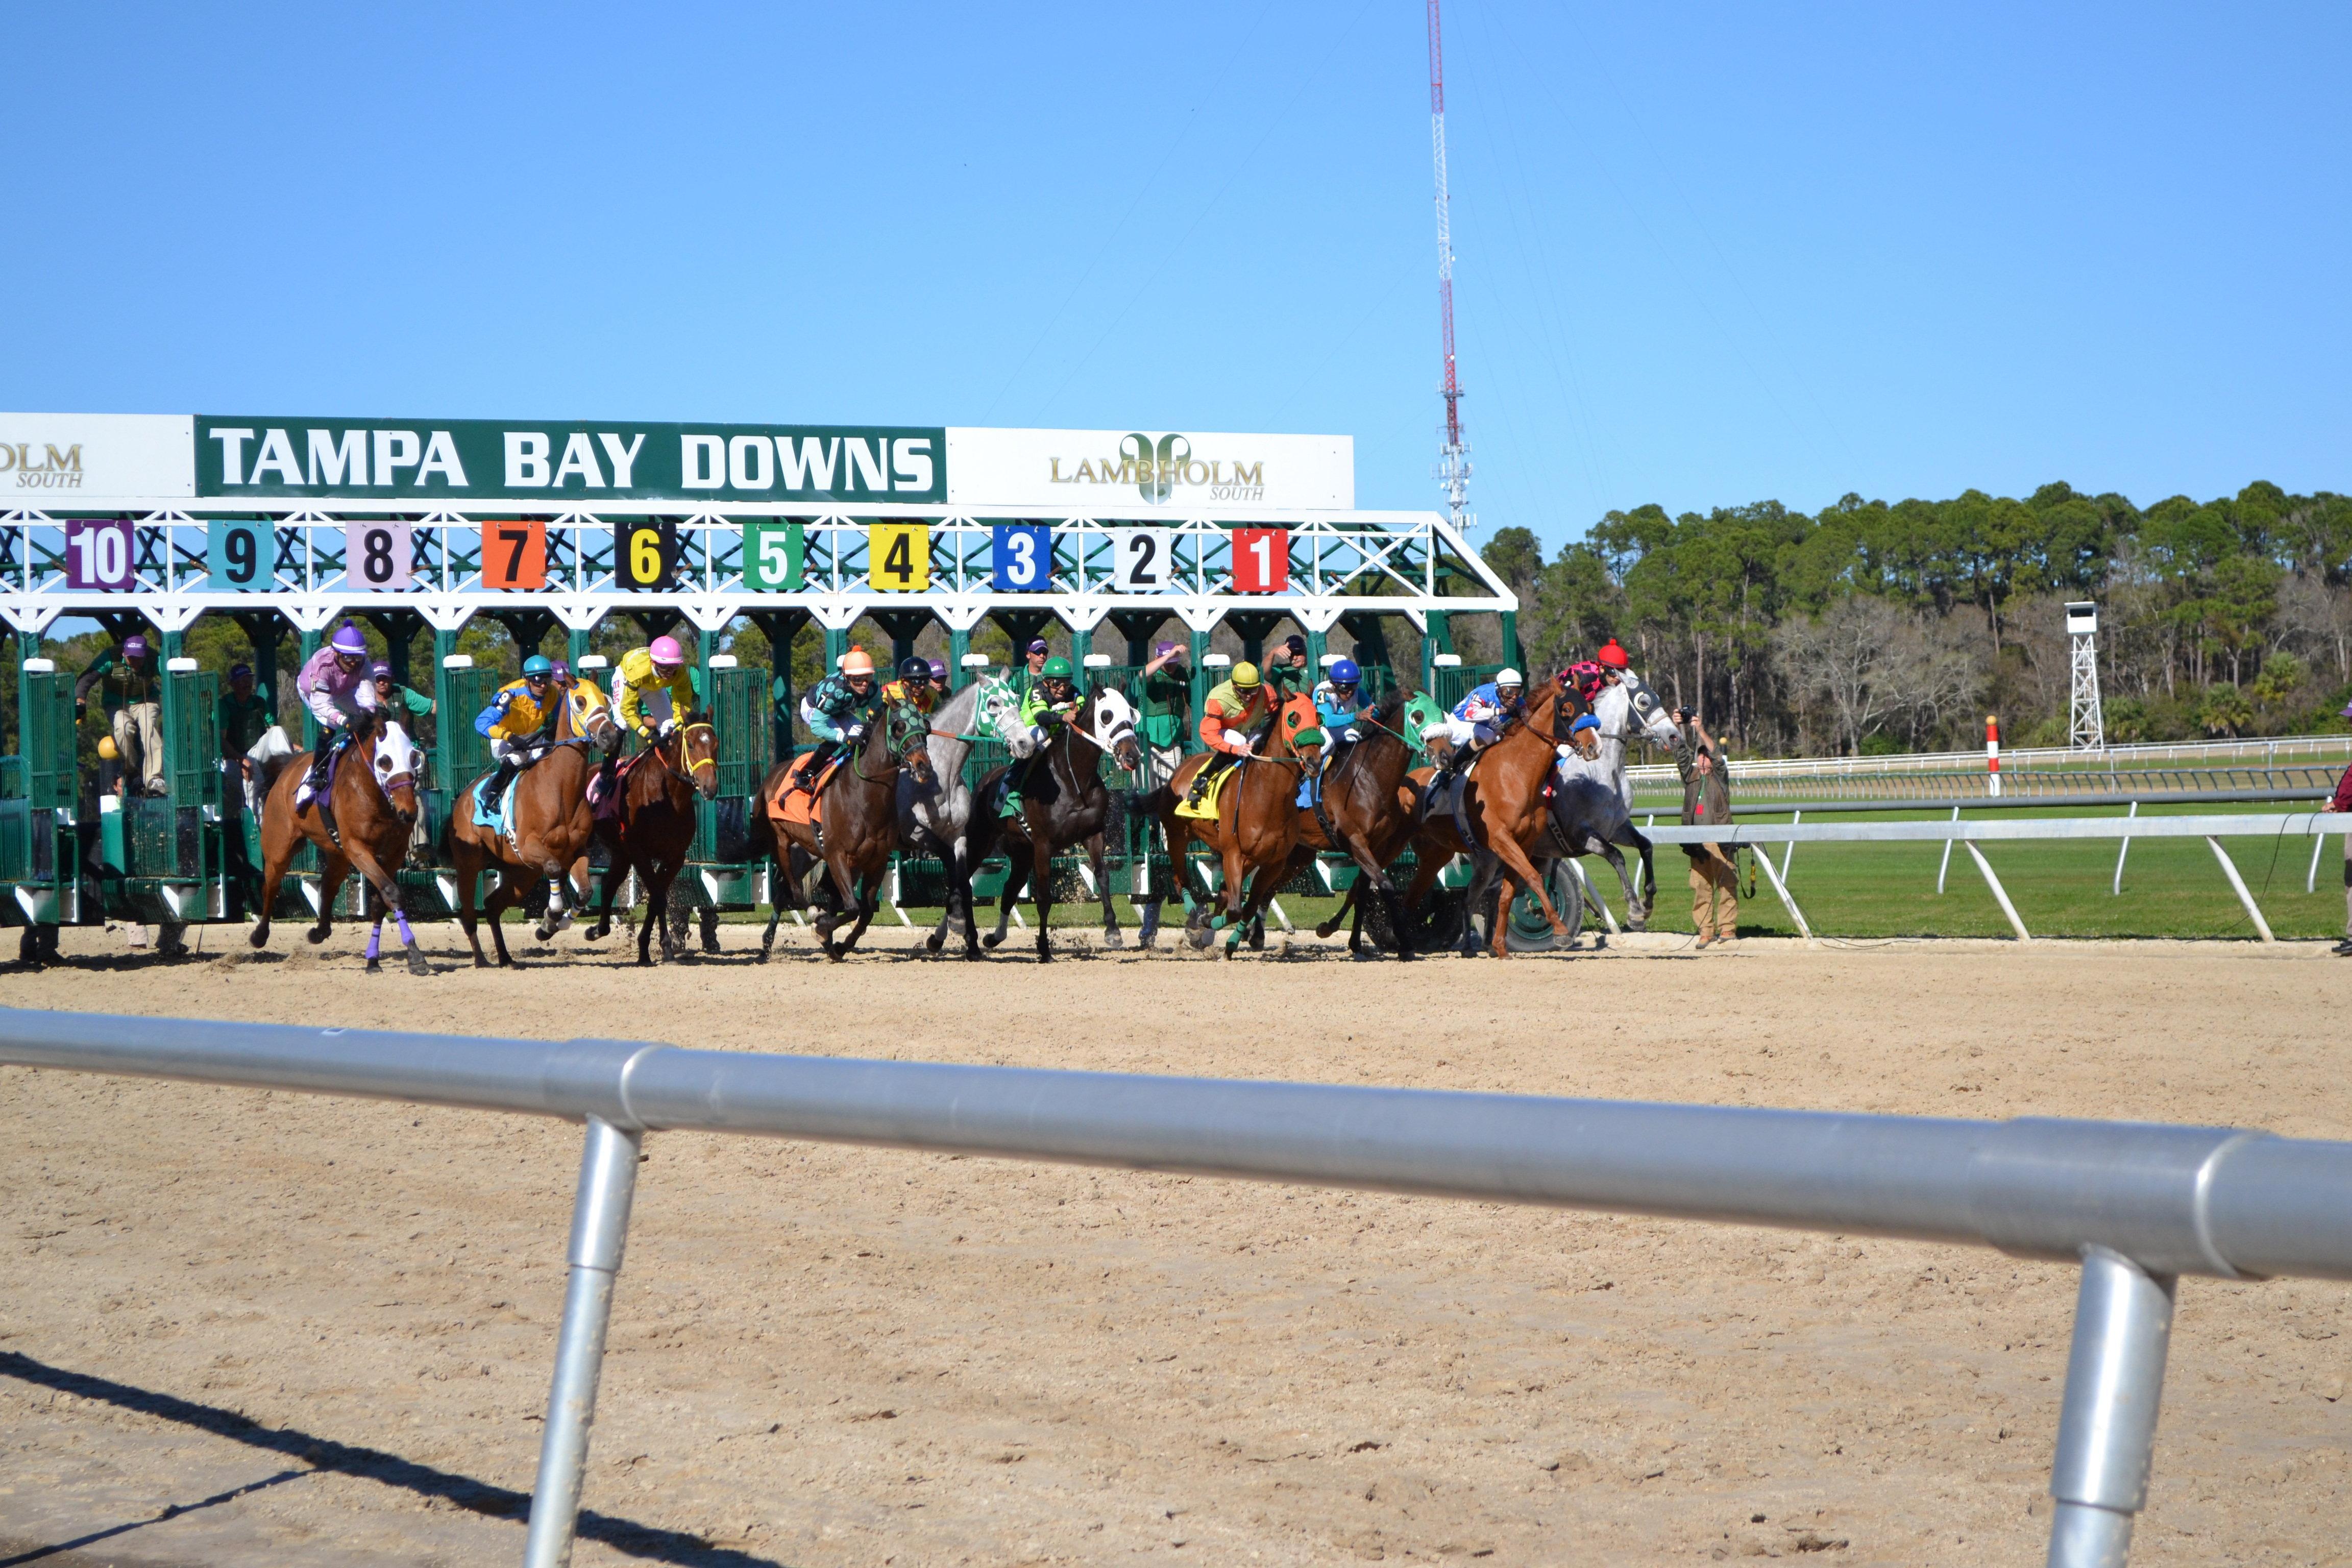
{"left": 483, "top": 520, "right": 548, "bottom": 590}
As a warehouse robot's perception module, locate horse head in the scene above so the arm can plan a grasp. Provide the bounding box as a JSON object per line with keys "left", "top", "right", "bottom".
{"left": 1084, "top": 683, "right": 1142, "bottom": 773}
{"left": 885, "top": 699, "right": 934, "bottom": 788}
{"left": 1618, "top": 670, "right": 1682, "bottom": 747}
{"left": 1268, "top": 691, "right": 1321, "bottom": 760}
{"left": 581, "top": 701, "right": 623, "bottom": 756}
{"left": 1402, "top": 690, "right": 1449, "bottom": 753}
{"left": 369, "top": 721, "right": 424, "bottom": 824}
{"left": 673, "top": 718, "right": 722, "bottom": 800}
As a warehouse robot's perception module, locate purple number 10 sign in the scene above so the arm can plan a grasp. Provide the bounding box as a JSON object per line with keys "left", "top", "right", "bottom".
{"left": 64, "top": 517, "right": 135, "bottom": 590}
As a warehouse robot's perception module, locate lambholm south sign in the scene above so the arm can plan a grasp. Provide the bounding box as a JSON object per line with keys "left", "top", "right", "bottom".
{"left": 0, "top": 414, "right": 1354, "bottom": 511}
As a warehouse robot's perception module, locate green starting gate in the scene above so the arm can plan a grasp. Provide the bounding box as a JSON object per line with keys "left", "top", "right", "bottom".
{"left": 680, "top": 662, "right": 765, "bottom": 913}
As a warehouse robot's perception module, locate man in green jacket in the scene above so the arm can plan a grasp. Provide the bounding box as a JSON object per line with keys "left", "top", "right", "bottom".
{"left": 74, "top": 634, "right": 164, "bottom": 797}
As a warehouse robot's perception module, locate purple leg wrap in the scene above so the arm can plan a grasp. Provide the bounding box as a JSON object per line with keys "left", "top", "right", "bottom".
{"left": 365, "top": 921, "right": 382, "bottom": 962}
{"left": 395, "top": 909, "right": 414, "bottom": 945}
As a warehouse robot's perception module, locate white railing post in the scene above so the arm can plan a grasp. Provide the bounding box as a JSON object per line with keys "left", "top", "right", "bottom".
{"left": 2046, "top": 1247, "right": 2175, "bottom": 1568}
{"left": 1779, "top": 808, "right": 1800, "bottom": 880}
{"left": 2112, "top": 801, "right": 2137, "bottom": 895}
{"left": 2204, "top": 837, "right": 2275, "bottom": 943}
{"left": 1747, "top": 843, "right": 1815, "bottom": 944}
{"left": 2307, "top": 830, "right": 2326, "bottom": 897}
{"left": 1937, "top": 805, "right": 1959, "bottom": 894}
{"left": 523, "top": 1115, "right": 643, "bottom": 1568}
{"left": 1963, "top": 841, "right": 2032, "bottom": 942}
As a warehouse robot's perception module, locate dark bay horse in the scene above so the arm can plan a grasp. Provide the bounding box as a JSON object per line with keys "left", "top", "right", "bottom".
{"left": 252, "top": 714, "right": 431, "bottom": 974}
{"left": 1143, "top": 690, "right": 1319, "bottom": 956}
{"left": 585, "top": 720, "right": 722, "bottom": 965}
{"left": 758, "top": 699, "right": 933, "bottom": 961}
{"left": 1291, "top": 690, "right": 1427, "bottom": 959}
{"left": 449, "top": 706, "right": 614, "bottom": 967}
{"left": 964, "top": 683, "right": 1141, "bottom": 962}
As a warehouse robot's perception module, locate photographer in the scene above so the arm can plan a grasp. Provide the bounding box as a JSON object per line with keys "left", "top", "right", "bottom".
{"left": 1674, "top": 706, "right": 1738, "bottom": 949}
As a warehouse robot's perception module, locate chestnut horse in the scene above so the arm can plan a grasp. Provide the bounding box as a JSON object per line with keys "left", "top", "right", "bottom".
{"left": 585, "top": 720, "right": 723, "bottom": 965}
{"left": 449, "top": 698, "right": 618, "bottom": 967}
{"left": 1144, "top": 690, "right": 1320, "bottom": 955}
{"left": 251, "top": 714, "right": 431, "bottom": 974}
{"left": 758, "top": 698, "right": 933, "bottom": 961}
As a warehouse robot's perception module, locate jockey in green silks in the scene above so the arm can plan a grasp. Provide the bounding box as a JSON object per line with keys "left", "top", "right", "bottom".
{"left": 999, "top": 656, "right": 1080, "bottom": 820}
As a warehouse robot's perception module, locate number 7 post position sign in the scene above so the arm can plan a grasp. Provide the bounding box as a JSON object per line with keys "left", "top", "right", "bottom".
{"left": 1228, "top": 527, "right": 1289, "bottom": 594}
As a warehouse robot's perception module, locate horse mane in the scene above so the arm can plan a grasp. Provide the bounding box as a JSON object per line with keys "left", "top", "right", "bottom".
{"left": 1368, "top": 688, "right": 1406, "bottom": 725}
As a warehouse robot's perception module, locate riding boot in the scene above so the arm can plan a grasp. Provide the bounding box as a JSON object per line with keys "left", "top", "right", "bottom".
{"left": 485, "top": 753, "right": 520, "bottom": 802}
{"left": 297, "top": 730, "right": 339, "bottom": 806}
{"left": 1000, "top": 757, "right": 1030, "bottom": 821}
{"left": 798, "top": 739, "right": 839, "bottom": 793}
{"left": 1185, "top": 754, "right": 1230, "bottom": 807}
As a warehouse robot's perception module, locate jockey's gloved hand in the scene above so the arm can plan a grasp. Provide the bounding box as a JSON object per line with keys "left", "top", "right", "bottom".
{"left": 1034, "top": 708, "right": 1061, "bottom": 729}
{"left": 844, "top": 723, "right": 867, "bottom": 743}
{"left": 1342, "top": 726, "right": 1361, "bottom": 742}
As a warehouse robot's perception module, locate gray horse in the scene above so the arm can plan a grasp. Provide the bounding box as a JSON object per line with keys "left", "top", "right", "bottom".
{"left": 1459, "top": 727, "right": 1655, "bottom": 950}
{"left": 903, "top": 678, "right": 992, "bottom": 958}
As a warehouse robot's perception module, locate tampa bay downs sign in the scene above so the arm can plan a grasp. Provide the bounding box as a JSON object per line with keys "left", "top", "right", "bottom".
{"left": 0, "top": 414, "right": 1353, "bottom": 511}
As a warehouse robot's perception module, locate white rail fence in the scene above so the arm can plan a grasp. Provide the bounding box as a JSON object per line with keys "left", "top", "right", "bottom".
{"left": 5, "top": 1007, "right": 2352, "bottom": 1567}
{"left": 1628, "top": 732, "right": 2352, "bottom": 786}
{"left": 1639, "top": 812, "right": 2352, "bottom": 945}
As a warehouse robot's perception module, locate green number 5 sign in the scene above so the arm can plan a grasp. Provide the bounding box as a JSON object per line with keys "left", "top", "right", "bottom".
{"left": 742, "top": 521, "right": 804, "bottom": 591}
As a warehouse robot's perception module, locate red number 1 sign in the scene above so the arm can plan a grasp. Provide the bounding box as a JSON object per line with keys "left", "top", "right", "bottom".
{"left": 1229, "top": 527, "right": 1288, "bottom": 593}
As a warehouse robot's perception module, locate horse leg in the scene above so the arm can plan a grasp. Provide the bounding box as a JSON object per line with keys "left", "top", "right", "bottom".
{"left": 342, "top": 842, "right": 412, "bottom": 974}
{"left": 1488, "top": 832, "right": 1570, "bottom": 952}
{"left": 636, "top": 868, "right": 673, "bottom": 965}
{"left": 250, "top": 840, "right": 290, "bottom": 950}
{"left": 308, "top": 851, "right": 350, "bottom": 946}
{"left": 760, "top": 847, "right": 790, "bottom": 960}
{"left": 584, "top": 832, "right": 620, "bottom": 942}
{"left": 1088, "top": 830, "right": 1120, "bottom": 950}
{"left": 1622, "top": 828, "right": 1657, "bottom": 930}
{"left": 837, "top": 861, "right": 881, "bottom": 957}
{"left": 699, "top": 908, "right": 720, "bottom": 954}
{"left": 484, "top": 871, "right": 524, "bottom": 967}
{"left": 453, "top": 842, "right": 494, "bottom": 968}
{"left": 984, "top": 848, "right": 1026, "bottom": 951}
{"left": 1031, "top": 837, "right": 1056, "bottom": 963}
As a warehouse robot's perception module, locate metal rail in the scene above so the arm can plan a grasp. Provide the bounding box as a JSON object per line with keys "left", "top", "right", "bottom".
{"left": 1626, "top": 733, "right": 2352, "bottom": 782}
{"left": 5, "top": 1009, "right": 2350, "bottom": 1564}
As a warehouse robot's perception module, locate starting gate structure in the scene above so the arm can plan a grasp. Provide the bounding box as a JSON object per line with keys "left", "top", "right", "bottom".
{"left": 0, "top": 482, "right": 1520, "bottom": 948}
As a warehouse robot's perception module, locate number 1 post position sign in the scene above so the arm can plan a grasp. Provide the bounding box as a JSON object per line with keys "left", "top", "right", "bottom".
{"left": 991, "top": 523, "right": 1051, "bottom": 591}
{"left": 1229, "top": 527, "right": 1289, "bottom": 594}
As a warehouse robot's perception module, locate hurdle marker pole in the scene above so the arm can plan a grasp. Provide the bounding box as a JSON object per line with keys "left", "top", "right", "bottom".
{"left": 2113, "top": 801, "right": 2137, "bottom": 896}
{"left": 523, "top": 1115, "right": 643, "bottom": 1568}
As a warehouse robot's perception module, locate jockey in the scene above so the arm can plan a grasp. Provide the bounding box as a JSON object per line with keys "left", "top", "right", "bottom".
{"left": 1313, "top": 657, "right": 1375, "bottom": 769}
{"left": 881, "top": 654, "right": 940, "bottom": 715}
{"left": 1427, "top": 667, "right": 1523, "bottom": 793}
{"left": 475, "top": 654, "right": 559, "bottom": 800}
{"left": 1000, "top": 656, "right": 1080, "bottom": 819}
{"left": 293, "top": 622, "right": 379, "bottom": 808}
{"left": 794, "top": 647, "right": 882, "bottom": 792}
{"left": 1184, "top": 660, "right": 1271, "bottom": 807}
{"left": 615, "top": 635, "right": 698, "bottom": 743}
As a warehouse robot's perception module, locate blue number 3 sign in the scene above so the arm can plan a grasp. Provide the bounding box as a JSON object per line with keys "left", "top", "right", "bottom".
{"left": 991, "top": 524, "right": 1052, "bottom": 591}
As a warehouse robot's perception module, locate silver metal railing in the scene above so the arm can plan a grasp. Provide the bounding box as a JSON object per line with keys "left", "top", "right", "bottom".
{"left": 5, "top": 1006, "right": 2350, "bottom": 1567}
{"left": 1626, "top": 732, "right": 2352, "bottom": 784}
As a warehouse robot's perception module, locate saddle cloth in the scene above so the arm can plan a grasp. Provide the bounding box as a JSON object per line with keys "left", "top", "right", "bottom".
{"left": 587, "top": 748, "right": 649, "bottom": 822}
{"left": 470, "top": 769, "right": 523, "bottom": 843}
{"left": 1174, "top": 759, "right": 1238, "bottom": 822}
{"left": 766, "top": 751, "right": 845, "bottom": 830}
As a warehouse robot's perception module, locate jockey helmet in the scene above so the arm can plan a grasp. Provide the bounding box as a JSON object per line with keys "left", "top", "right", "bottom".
{"left": 1596, "top": 639, "right": 1630, "bottom": 669}
{"left": 551, "top": 660, "right": 571, "bottom": 682}
{"left": 522, "top": 654, "right": 554, "bottom": 679}
{"left": 648, "top": 634, "right": 686, "bottom": 668}
{"left": 1041, "top": 656, "right": 1075, "bottom": 679}
{"left": 1570, "top": 714, "right": 1599, "bottom": 733}
{"left": 369, "top": 661, "right": 393, "bottom": 680}
{"left": 1497, "top": 668, "right": 1524, "bottom": 690}
{"left": 1231, "top": 661, "right": 1261, "bottom": 689}
{"left": 331, "top": 623, "right": 369, "bottom": 658}
{"left": 1567, "top": 659, "right": 1606, "bottom": 702}
{"left": 122, "top": 634, "right": 150, "bottom": 660}
{"left": 1329, "top": 657, "right": 1361, "bottom": 685}
{"left": 841, "top": 648, "right": 876, "bottom": 677}
{"left": 899, "top": 655, "right": 931, "bottom": 682}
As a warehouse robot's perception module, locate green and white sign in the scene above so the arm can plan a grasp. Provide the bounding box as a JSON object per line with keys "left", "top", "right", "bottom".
{"left": 194, "top": 416, "right": 946, "bottom": 503}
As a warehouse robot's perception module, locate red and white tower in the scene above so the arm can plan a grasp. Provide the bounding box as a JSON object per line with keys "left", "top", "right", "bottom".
{"left": 1427, "top": 0, "right": 1472, "bottom": 529}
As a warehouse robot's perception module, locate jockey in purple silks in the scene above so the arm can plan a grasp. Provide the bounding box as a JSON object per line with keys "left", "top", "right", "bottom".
{"left": 293, "top": 622, "right": 379, "bottom": 808}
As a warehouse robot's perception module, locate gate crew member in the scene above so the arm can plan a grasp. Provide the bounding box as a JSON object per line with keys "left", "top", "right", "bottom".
{"left": 293, "top": 623, "right": 379, "bottom": 809}
{"left": 1184, "top": 660, "right": 1272, "bottom": 807}
{"left": 1138, "top": 640, "right": 1190, "bottom": 794}
{"left": 1000, "top": 656, "right": 1080, "bottom": 819}
{"left": 1264, "top": 633, "right": 1312, "bottom": 696}
{"left": 370, "top": 662, "right": 435, "bottom": 733}
{"left": 793, "top": 647, "right": 882, "bottom": 795}
{"left": 475, "top": 655, "right": 559, "bottom": 801}
{"left": 218, "top": 663, "right": 276, "bottom": 811}
{"left": 74, "top": 633, "right": 166, "bottom": 798}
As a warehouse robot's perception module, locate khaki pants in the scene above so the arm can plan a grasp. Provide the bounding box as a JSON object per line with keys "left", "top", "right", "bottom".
{"left": 112, "top": 702, "right": 165, "bottom": 795}
{"left": 1687, "top": 848, "right": 1738, "bottom": 942}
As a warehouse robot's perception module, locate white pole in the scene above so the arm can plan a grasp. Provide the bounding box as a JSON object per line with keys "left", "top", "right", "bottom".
{"left": 2113, "top": 800, "right": 2138, "bottom": 896}
{"left": 1936, "top": 806, "right": 1959, "bottom": 894}
{"left": 1267, "top": 897, "right": 1294, "bottom": 934}
{"left": 2206, "top": 837, "right": 2276, "bottom": 943}
{"left": 1747, "top": 845, "right": 1815, "bottom": 945}
{"left": 1963, "top": 841, "right": 2031, "bottom": 942}
{"left": 1779, "top": 809, "right": 1799, "bottom": 880}
{"left": 1563, "top": 856, "right": 1619, "bottom": 935}
{"left": 2308, "top": 831, "right": 2326, "bottom": 896}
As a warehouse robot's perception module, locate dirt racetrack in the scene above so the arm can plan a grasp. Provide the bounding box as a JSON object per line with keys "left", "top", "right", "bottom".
{"left": 2, "top": 923, "right": 2348, "bottom": 1567}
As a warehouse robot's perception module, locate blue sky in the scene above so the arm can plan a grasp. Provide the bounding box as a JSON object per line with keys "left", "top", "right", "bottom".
{"left": 8, "top": 2, "right": 2345, "bottom": 553}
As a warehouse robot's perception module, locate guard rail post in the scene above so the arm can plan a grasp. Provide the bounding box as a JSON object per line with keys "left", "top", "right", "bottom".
{"left": 2045, "top": 1247, "right": 2175, "bottom": 1568}
{"left": 522, "top": 1114, "right": 644, "bottom": 1568}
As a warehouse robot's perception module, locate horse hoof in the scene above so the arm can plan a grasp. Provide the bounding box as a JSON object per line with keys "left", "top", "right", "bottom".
{"left": 248, "top": 924, "right": 270, "bottom": 949}
{"left": 473, "top": 954, "right": 492, "bottom": 969}
{"left": 1314, "top": 921, "right": 1338, "bottom": 939}
{"left": 924, "top": 933, "right": 944, "bottom": 953}
{"left": 365, "top": 959, "right": 382, "bottom": 974}
{"left": 1186, "top": 928, "right": 1212, "bottom": 951}
{"left": 982, "top": 932, "right": 1004, "bottom": 950}
{"left": 1100, "top": 930, "right": 1122, "bottom": 950}
{"left": 305, "top": 926, "right": 330, "bottom": 946}
{"left": 407, "top": 949, "right": 432, "bottom": 975}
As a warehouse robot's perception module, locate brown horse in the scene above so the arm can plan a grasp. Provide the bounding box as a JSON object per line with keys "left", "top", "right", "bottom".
{"left": 1291, "top": 690, "right": 1428, "bottom": 959}
{"left": 251, "top": 713, "right": 431, "bottom": 974}
{"left": 1145, "top": 690, "right": 1320, "bottom": 956}
{"left": 585, "top": 719, "right": 723, "bottom": 965}
{"left": 1391, "top": 676, "right": 1584, "bottom": 958}
{"left": 966, "top": 682, "right": 1143, "bottom": 962}
{"left": 449, "top": 699, "right": 618, "bottom": 967}
{"left": 759, "top": 698, "right": 933, "bottom": 961}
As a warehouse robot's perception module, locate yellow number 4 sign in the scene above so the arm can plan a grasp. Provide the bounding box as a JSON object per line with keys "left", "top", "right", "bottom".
{"left": 868, "top": 521, "right": 930, "bottom": 592}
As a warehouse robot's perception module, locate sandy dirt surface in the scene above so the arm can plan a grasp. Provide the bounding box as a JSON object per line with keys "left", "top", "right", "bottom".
{"left": 2, "top": 921, "right": 2348, "bottom": 1567}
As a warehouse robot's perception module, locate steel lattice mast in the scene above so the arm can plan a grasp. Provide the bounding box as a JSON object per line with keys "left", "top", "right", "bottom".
{"left": 1427, "top": 0, "right": 1472, "bottom": 529}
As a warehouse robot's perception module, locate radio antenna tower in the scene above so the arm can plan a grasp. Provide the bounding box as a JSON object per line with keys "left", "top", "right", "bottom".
{"left": 1427, "top": 0, "right": 1472, "bottom": 529}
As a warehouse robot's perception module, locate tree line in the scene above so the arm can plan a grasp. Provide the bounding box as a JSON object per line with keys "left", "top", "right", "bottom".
{"left": 1467, "top": 481, "right": 2352, "bottom": 754}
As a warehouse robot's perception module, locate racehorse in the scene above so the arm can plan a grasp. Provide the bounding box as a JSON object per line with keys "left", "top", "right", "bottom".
{"left": 1143, "top": 690, "right": 1320, "bottom": 956}
{"left": 449, "top": 701, "right": 618, "bottom": 968}
{"left": 584, "top": 719, "right": 723, "bottom": 965}
{"left": 899, "top": 679, "right": 990, "bottom": 959}
{"left": 758, "top": 698, "right": 934, "bottom": 961}
{"left": 1537, "top": 722, "right": 1657, "bottom": 930}
{"left": 251, "top": 713, "right": 431, "bottom": 974}
{"left": 965, "top": 683, "right": 1142, "bottom": 962}
{"left": 1392, "top": 674, "right": 1586, "bottom": 958}
{"left": 1290, "top": 690, "right": 1429, "bottom": 959}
